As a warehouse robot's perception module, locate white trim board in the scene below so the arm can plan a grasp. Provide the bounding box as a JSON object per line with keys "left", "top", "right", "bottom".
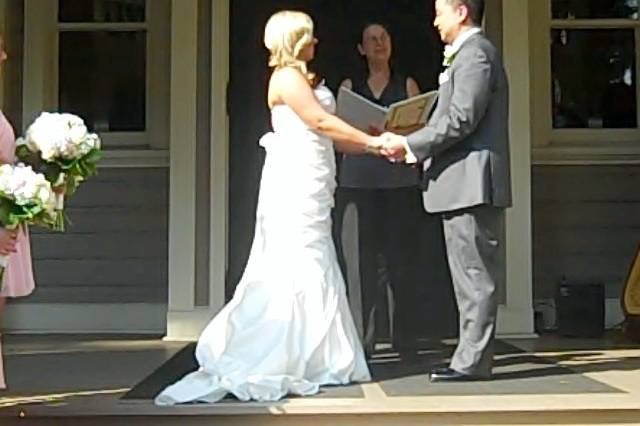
{"left": 3, "top": 303, "right": 167, "bottom": 334}
{"left": 165, "top": 308, "right": 220, "bottom": 341}
{"left": 532, "top": 142, "right": 640, "bottom": 165}
{"left": 99, "top": 149, "right": 169, "bottom": 168}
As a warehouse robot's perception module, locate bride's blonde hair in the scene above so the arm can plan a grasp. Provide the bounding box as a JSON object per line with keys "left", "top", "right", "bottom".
{"left": 263, "top": 10, "right": 316, "bottom": 83}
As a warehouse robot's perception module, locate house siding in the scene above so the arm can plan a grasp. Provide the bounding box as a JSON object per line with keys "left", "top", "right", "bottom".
{"left": 25, "top": 168, "right": 169, "bottom": 304}
{"left": 533, "top": 165, "right": 640, "bottom": 300}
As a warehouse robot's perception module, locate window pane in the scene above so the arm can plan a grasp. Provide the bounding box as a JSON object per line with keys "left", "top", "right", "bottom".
{"left": 59, "top": 0, "right": 145, "bottom": 23}
{"left": 552, "top": 0, "right": 638, "bottom": 19}
{"left": 551, "top": 29, "right": 637, "bottom": 129}
{"left": 59, "top": 31, "right": 146, "bottom": 132}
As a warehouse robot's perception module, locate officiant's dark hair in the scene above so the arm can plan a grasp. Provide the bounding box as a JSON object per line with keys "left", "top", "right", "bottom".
{"left": 359, "top": 21, "right": 393, "bottom": 43}
{"left": 448, "top": 0, "right": 485, "bottom": 26}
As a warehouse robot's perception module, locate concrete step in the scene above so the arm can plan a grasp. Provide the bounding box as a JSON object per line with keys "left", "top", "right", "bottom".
{"left": 5, "top": 407, "right": 640, "bottom": 426}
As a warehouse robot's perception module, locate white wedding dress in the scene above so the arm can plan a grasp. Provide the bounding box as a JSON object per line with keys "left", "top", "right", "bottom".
{"left": 155, "top": 84, "right": 371, "bottom": 405}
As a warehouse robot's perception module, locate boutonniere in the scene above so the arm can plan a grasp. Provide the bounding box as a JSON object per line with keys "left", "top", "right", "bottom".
{"left": 442, "top": 44, "right": 459, "bottom": 68}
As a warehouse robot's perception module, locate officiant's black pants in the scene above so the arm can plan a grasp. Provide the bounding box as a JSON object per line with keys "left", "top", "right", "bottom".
{"left": 334, "top": 187, "right": 424, "bottom": 355}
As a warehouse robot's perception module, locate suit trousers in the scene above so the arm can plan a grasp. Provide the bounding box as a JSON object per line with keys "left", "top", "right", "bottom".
{"left": 334, "top": 187, "right": 423, "bottom": 354}
{"left": 442, "top": 205, "right": 505, "bottom": 377}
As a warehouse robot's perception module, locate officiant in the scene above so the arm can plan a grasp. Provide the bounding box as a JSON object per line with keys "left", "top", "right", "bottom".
{"left": 334, "top": 21, "right": 424, "bottom": 356}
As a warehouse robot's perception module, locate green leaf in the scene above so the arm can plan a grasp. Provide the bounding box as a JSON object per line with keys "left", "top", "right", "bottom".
{"left": 41, "top": 163, "right": 63, "bottom": 184}
{"left": 0, "top": 199, "right": 12, "bottom": 226}
{"left": 15, "top": 147, "right": 43, "bottom": 169}
{"left": 84, "top": 149, "right": 102, "bottom": 164}
{"left": 15, "top": 144, "right": 33, "bottom": 160}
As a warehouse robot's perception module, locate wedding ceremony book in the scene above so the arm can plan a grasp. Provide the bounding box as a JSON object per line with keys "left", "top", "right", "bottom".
{"left": 336, "top": 86, "right": 438, "bottom": 131}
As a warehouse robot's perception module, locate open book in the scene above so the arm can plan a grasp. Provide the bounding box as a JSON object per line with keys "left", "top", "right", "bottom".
{"left": 336, "top": 86, "right": 438, "bottom": 132}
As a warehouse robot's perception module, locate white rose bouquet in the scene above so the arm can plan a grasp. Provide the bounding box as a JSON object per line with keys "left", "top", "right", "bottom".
{"left": 16, "top": 112, "right": 102, "bottom": 231}
{"left": 0, "top": 163, "right": 56, "bottom": 284}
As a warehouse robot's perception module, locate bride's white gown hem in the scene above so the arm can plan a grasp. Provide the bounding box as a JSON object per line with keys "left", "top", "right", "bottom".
{"left": 154, "top": 84, "right": 370, "bottom": 406}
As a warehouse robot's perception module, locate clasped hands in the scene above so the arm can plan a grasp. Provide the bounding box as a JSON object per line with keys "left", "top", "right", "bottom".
{"left": 367, "top": 132, "right": 408, "bottom": 163}
{"left": 367, "top": 123, "right": 420, "bottom": 163}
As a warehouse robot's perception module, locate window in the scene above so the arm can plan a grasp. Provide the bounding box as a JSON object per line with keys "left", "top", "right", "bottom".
{"left": 58, "top": 0, "right": 147, "bottom": 134}
{"left": 551, "top": 28, "right": 636, "bottom": 129}
{"left": 551, "top": 1, "right": 639, "bottom": 131}
{"left": 531, "top": 0, "right": 640, "bottom": 162}
{"left": 552, "top": 0, "right": 638, "bottom": 20}
{"left": 23, "top": 0, "right": 170, "bottom": 155}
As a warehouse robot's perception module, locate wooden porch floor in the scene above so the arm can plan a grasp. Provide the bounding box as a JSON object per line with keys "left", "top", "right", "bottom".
{"left": 0, "top": 334, "right": 639, "bottom": 425}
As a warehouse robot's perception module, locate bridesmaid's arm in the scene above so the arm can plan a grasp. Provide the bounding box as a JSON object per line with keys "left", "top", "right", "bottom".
{"left": 0, "top": 117, "right": 16, "bottom": 164}
{"left": 0, "top": 154, "right": 11, "bottom": 165}
{"left": 0, "top": 229, "right": 17, "bottom": 256}
{"left": 0, "top": 131, "right": 17, "bottom": 254}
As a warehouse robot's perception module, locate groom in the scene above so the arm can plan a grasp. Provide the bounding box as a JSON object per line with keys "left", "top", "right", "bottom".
{"left": 381, "top": 0, "right": 511, "bottom": 382}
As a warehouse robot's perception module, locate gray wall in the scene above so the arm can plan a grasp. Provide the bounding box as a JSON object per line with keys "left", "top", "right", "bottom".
{"left": 25, "top": 168, "right": 169, "bottom": 304}
{"left": 533, "top": 165, "right": 640, "bottom": 299}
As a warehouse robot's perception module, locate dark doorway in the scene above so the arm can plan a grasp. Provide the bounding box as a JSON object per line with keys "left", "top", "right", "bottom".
{"left": 228, "top": 0, "right": 458, "bottom": 339}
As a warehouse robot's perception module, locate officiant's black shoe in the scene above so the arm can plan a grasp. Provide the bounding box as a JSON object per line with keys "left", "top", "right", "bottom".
{"left": 428, "top": 367, "right": 487, "bottom": 383}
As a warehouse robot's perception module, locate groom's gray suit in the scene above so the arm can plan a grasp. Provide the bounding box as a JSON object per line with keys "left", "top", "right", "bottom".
{"left": 406, "top": 30, "right": 511, "bottom": 377}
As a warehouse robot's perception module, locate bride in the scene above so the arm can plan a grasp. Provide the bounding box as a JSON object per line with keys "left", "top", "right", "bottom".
{"left": 155, "top": 10, "right": 383, "bottom": 405}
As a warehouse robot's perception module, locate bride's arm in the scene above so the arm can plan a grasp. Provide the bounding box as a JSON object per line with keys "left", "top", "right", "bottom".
{"left": 272, "top": 68, "right": 380, "bottom": 154}
{"left": 333, "top": 140, "right": 372, "bottom": 154}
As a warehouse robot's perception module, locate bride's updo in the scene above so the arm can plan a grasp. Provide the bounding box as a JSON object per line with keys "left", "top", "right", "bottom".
{"left": 264, "top": 10, "right": 316, "bottom": 83}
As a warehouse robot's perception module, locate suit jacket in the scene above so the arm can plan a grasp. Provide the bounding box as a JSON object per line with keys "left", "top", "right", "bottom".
{"left": 406, "top": 32, "right": 512, "bottom": 213}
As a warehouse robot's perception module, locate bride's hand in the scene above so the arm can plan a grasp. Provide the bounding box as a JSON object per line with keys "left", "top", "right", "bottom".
{"left": 364, "top": 136, "right": 384, "bottom": 156}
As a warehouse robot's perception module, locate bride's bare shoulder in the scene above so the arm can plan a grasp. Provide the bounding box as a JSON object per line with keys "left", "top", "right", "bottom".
{"left": 271, "top": 67, "right": 307, "bottom": 86}
{"left": 268, "top": 68, "right": 311, "bottom": 107}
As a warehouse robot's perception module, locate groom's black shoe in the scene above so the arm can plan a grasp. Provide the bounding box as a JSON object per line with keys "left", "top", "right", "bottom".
{"left": 428, "top": 367, "right": 487, "bottom": 383}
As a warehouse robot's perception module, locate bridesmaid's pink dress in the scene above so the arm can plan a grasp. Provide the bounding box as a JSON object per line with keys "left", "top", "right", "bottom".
{"left": 0, "top": 111, "right": 37, "bottom": 389}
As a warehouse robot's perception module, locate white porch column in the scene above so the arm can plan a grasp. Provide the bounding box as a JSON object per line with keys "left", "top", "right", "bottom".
{"left": 208, "top": 0, "right": 230, "bottom": 314}
{"left": 498, "top": 0, "right": 536, "bottom": 337}
{"left": 166, "top": 0, "right": 230, "bottom": 340}
{"left": 166, "top": 0, "right": 202, "bottom": 340}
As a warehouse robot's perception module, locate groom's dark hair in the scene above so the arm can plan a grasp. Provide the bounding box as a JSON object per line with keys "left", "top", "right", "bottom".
{"left": 447, "top": 0, "right": 485, "bottom": 26}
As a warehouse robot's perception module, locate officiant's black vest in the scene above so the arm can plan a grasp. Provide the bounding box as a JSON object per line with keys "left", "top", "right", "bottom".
{"left": 338, "top": 71, "right": 419, "bottom": 188}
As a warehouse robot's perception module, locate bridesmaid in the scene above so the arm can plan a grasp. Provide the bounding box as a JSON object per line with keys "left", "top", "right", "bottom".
{"left": 0, "top": 32, "right": 37, "bottom": 389}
